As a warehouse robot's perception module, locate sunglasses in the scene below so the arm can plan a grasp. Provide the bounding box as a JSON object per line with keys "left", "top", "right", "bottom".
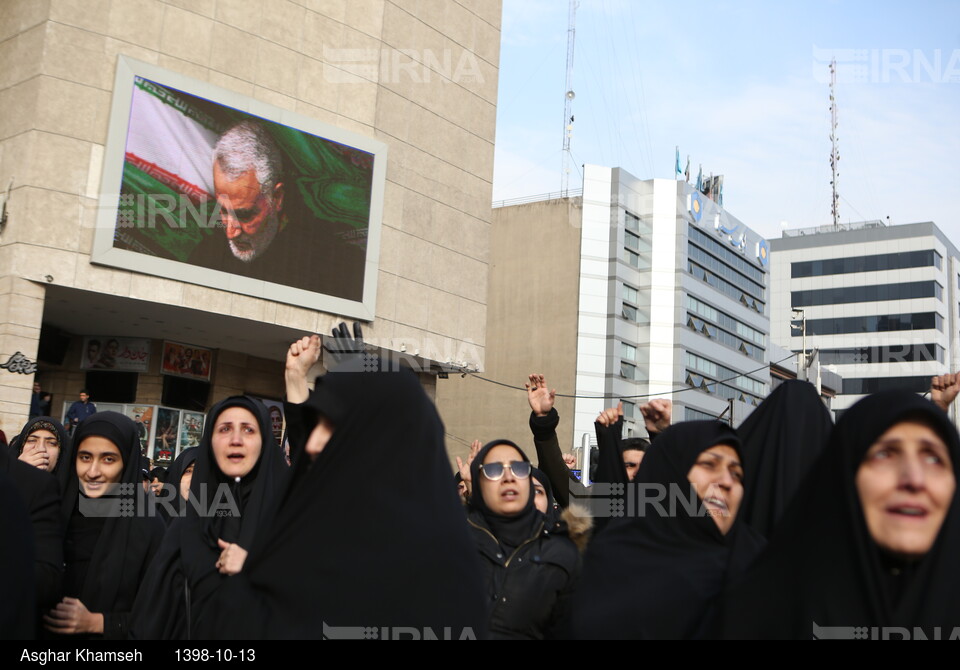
{"left": 479, "top": 460, "right": 531, "bottom": 481}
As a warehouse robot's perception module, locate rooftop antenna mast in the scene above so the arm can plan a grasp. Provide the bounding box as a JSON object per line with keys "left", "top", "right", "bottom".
{"left": 829, "top": 59, "right": 840, "bottom": 229}
{"left": 561, "top": 0, "right": 578, "bottom": 196}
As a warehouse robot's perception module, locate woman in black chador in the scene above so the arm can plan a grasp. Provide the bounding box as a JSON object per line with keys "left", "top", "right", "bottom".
{"left": 573, "top": 421, "right": 764, "bottom": 639}
{"left": 130, "top": 397, "right": 285, "bottom": 639}
{"left": 720, "top": 391, "right": 960, "bottom": 639}
{"left": 206, "top": 337, "right": 488, "bottom": 640}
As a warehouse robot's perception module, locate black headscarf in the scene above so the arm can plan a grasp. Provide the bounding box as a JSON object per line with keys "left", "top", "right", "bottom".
{"left": 573, "top": 420, "right": 764, "bottom": 639}
{"left": 10, "top": 417, "right": 71, "bottom": 478}
{"left": 209, "top": 366, "right": 488, "bottom": 639}
{"left": 469, "top": 440, "right": 541, "bottom": 552}
{"left": 736, "top": 380, "right": 833, "bottom": 539}
{"left": 131, "top": 397, "right": 285, "bottom": 639}
{"left": 531, "top": 466, "right": 563, "bottom": 532}
{"left": 721, "top": 391, "right": 960, "bottom": 639}
{"left": 158, "top": 447, "right": 198, "bottom": 523}
{"left": 57, "top": 412, "right": 164, "bottom": 638}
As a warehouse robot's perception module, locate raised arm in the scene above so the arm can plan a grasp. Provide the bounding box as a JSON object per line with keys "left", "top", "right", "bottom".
{"left": 283, "top": 335, "right": 322, "bottom": 462}
{"left": 640, "top": 398, "right": 672, "bottom": 441}
{"left": 593, "top": 402, "right": 628, "bottom": 486}
{"left": 526, "top": 374, "right": 572, "bottom": 508}
{"left": 931, "top": 373, "right": 960, "bottom": 413}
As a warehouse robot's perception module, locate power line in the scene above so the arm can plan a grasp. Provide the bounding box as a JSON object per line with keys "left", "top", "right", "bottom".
{"left": 457, "top": 353, "right": 798, "bottom": 402}
{"left": 445, "top": 432, "right": 473, "bottom": 448}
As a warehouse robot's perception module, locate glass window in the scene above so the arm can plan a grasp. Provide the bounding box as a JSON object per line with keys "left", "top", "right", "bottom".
{"left": 688, "top": 261, "right": 766, "bottom": 313}
{"left": 625, "top": 230, "right": 641, "bottom": 251}
{"left": 817, "top": 343, "right": 942, "bottom": 365}
{"left": 623, "top": 284, "right": 639, "bottom": 304}
{"left": 686, "top": 407, "right": 720, "bottom": 421}
{"left": 625, "top": 212, "right": 640, "bottom": 233}
{"left": 791, "top": 281, "right": 940, "bottom": 308}
{"left": 621, "top": 342, "right": 637, "bottom": 361}
{"left": 687, "top": 225, "right": 766, "bottom": 284}
{"left": 804, "top": 312, "right": 939, "bottom": 335}
{"left": 792, "top": 250, "right": 937, "bottom": 278}
{"left": 621, "top": 361, "right": 637, "bottom": 380}
{"left": 625, "top": 249, "right": 641, "bottom": 268}
{"left": 842, "top": 376, "right": 931, "bottom": 394}
{"left": 623, "top": 304, "right": 638, "bottom": 321}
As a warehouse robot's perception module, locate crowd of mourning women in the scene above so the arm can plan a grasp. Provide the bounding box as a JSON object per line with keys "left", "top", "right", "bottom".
{"left": 4, "top": 323, "right": 960, "bottom": 640}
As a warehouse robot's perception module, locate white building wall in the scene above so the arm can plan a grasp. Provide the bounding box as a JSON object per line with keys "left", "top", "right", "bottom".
{"left": 572, "top": 165, "right": 771, "bottom": 449}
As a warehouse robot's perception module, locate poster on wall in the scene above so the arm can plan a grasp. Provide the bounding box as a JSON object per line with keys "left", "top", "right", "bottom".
{"left": 153, "top": 407, "right": 181, "bottom": 464}
{"left": 256, "top": 397, "right": 285, "bottom": 448}
{"left": 80, "top": 337, "right": 151, "bottom": 372}
{"left": 161, "top": 341, "right": 213, "bottom": 381}
{"left": 91, "top": 56, "right": 387, "bottom": 319}
{"left": 179, "top": 411, "right": 205, "bottom": 451}
{"left": 123, "top": 404, "right": 155, "bottom": 458}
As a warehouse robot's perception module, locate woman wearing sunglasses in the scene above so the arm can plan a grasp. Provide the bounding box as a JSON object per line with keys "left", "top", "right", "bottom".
{"left": 467, "top": 439, "right": 582, "bottom": 640}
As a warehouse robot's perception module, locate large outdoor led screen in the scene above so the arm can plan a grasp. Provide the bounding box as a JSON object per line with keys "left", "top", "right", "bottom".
{"left": 92, "top": 57, "right": 386, "bottom": 319}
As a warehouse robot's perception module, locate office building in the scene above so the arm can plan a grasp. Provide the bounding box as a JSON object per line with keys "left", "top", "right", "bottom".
{"left": 769, "top": 221, "right": 959, "bottom": 419}
{"left": 438, "top": 164, "right": 771, "bottom": 452}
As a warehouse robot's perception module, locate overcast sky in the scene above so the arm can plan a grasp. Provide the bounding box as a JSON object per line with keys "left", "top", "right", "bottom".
{"left": 493, "top": 0, "right": 960, "bottom": 244}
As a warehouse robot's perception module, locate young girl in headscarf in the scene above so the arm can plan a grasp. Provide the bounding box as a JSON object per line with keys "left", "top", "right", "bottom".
{"left": 45, "top": 412, "right": 164, "bottom": 639}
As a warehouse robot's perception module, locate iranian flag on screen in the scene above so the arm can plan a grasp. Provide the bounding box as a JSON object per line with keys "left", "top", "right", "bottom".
{"left": 116, "top": 78, "right": 224, "bottom": 262}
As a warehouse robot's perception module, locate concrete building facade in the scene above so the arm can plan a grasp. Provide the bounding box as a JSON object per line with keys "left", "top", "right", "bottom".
{"left": 0, "top": 0, "right": 501, "bottom": 461}
{"left": 770, "top": 221, "right": 959, "bottom": 420}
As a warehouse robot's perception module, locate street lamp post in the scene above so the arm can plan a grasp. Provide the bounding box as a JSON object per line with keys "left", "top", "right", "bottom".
{"left": 792, "top": 308, "right": 807, "bottom": 380}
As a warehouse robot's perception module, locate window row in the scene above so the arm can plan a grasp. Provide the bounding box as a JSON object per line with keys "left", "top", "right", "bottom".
{"left": 684, "top": 372, "right": 763, "bottom": 406}
{"left": 688, "top": 262, "right": 765, "bottom": 314}
{"left": 816, "top": 343, "right": 945, "bottom": 365}
{"left": 688, "top": 243, "right": 766, "bottom": 299}
{"left": 685, "top": 352, "right": 766, "bottom": 395}
{"left": 685, "top": 295, "right": 766, "bottom": 346}
{"left": 791, "top": 249, "right": 941, "bottom": 278}
{"left": 841, "top": 376, "right": 932, "bottom": 395}
{"left": 791, "top": 281, "right": 942, "bottom": 308}
{"left": 685, "top": 407, "right": 722, "bottom": 422}
{"left": 687, "top": 315, "right": 765, "bottom": 362}
{"left": 688, "top": 225, "right": 766, "bottom": 285}
{"left": 802, "top": 312, "right": 943, "bottom": 336}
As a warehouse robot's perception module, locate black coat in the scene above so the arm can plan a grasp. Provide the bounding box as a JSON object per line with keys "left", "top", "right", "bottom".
{"left": 0, "top": 447, "right": 63, "bottom": 617}
{"left": 0, "top": 464, "right": 35, "bottom": 640}
{"left": 467, "top": 507, "right": 580, "bottom": 640}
